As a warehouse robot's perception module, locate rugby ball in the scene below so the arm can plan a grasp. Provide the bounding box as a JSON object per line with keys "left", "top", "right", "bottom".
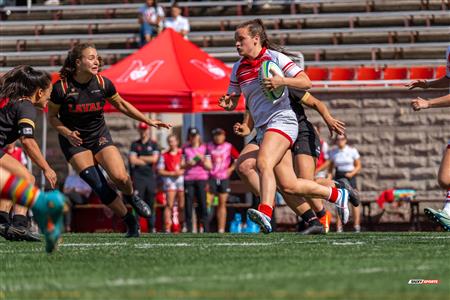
{"left": 258, "top": 60, "right": 286, "bottom": 102}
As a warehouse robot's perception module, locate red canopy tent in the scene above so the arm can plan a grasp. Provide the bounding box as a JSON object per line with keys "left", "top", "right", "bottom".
{"left": 101, "top": 28, "right": 244, "bottom": 113}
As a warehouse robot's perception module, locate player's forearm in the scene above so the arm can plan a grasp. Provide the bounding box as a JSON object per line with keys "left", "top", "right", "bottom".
{"left": 21, "top": 138, "right": 52, "bottom": 172}
{"left": 116, "top": 100, "right": 152, "bottom": 123}
{"left": 428, "top": 94, "right": 450, "bottom": 108}
{"left": 49, "top": 116, "right": 72, "bottom": 137}
{"left": 243, "top": 110, "right": 255, "bottom": 131}
{"left": 426, "top": 76, "right": 450, "bottom": 89}
{"left": 307, "top": 97, "right": 333, "bottom": 124}
{"left": 282, "top": 73, "right": 312, "bottom": 90}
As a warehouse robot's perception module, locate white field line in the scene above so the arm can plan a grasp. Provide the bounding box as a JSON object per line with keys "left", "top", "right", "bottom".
{"left": 2, "top": 265, "right": 431, "bottom": 293}
{"left": 332, "top": 241, "right": 366, "bottom": 245}
{"left": 60, "top": 242, "right": 127, "bottom": 247}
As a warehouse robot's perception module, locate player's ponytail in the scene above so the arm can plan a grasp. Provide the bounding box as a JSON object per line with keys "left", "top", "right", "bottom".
{"left": 236, "top": 18, "right": 296, "bottom": 58}
{"left": 60, "top": 43, "right": 103, "bottom": 80}
{"left": 0, "top": 65, "right": 51, "bottom": 101}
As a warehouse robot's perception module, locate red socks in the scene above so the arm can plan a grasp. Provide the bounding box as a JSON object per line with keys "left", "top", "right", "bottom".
{"left": 327, "top": 187, "right": 339, "bottom": 203}
{"left": 258, "top": 204, "right": 273, "bottom": 219}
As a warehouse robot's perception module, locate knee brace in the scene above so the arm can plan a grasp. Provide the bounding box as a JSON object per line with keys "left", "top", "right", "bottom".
{"left": 79, "top": 165, "right": 117, "bottom": 205}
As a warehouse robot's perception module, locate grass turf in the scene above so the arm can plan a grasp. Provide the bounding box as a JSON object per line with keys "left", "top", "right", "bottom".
{"left": 0, "top": 232, "right": 449, "bottom": 300}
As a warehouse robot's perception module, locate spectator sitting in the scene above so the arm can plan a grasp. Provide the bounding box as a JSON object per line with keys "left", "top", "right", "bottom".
{"left": 139, "top": 0, "right": 165, "bottom": 46}
{"left": 164, "top": 2, "right": 190, "bottom": 38}
{"left": 63, "top": 165, "right": 92, "bottom": 232}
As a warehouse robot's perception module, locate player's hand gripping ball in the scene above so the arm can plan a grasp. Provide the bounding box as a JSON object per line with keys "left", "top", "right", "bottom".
{"left": 258, "top": 60, "right": 286, "bottom": 103}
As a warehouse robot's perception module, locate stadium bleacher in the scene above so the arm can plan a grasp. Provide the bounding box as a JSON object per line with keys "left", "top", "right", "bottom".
{"left": 0, "top": 0, "right": 449, "bottom": 81}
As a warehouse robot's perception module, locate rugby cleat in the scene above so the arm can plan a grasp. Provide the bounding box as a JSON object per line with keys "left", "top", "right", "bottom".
{"left": 335, "top": 178, "right": 360, "bottom": 207}
{"left": 298, "top": 223, "right": 325, "bottom": 235}
{"left": 128, "top": 194, "right": 152, "bottom": 218}
{"left": 318, "top": 210, "right": 332, "bottom": 233}
{"left": 31, "top": 190, "right": 65, "bottom": 253}
{"left": 6, "top": 224, "right": 41, "bottom": 242}
{"left": 125, "top": 218, "right": 140, "bottom": 238}
{"left": 0, "top": 222, "right": 9, "bottom": 240}
{"left": 424, "top": 208, "right": 450, "bottom": 232}
{"left": 247, "top": 208, "right": 272, "bottom": 234}
{"left": 335, "top": 189, "right": 350, "bottom": 225}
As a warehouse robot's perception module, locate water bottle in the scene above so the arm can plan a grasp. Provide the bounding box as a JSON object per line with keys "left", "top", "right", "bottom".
{"left": 230, "top": 213, "right": 242, "bottom": 233}
{"left": 245, "top": 214, "right": 260, "bottom": 233}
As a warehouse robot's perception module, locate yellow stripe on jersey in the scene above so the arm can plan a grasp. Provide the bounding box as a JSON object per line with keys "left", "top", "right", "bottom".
{"left": 108, "top": 92, "right": 120, "bottom": 101}
{"left": 18, "top": 118, "right": 35, "bottom": 128}
{"left": 300, "top": 91, "right": 311, "bottom": 103}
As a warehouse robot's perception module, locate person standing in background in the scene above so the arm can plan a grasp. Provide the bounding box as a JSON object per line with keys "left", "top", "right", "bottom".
{"left": 183, "top": 127, "right": 212, "bottom": 233}
{"left": 158, "top": 134, "right": 185, "bottom": 233}
{"left": 206, "top": 128, "right": 239, "bottom": 233}
{"left": 129, "top": 122, "right": 160, "bottom": 233}
{"left": 4, "top": 142, "right": 28, "bottom": 167}
{"left": 328, "top": 134, "right": 362, "bottom": 232}
{"left": 164, "top": 2, "right": 190, "bottom": 38}
{"left": 139, "top": 0, "right": 165, "bottom": 46}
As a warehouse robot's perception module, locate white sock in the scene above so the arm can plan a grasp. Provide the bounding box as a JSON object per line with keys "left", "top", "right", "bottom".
{"left": 443, "top": 190, "right": 450, "bottom": 215}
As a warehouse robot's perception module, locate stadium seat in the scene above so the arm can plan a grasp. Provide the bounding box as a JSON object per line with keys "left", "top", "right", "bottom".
{"left": 330, "top": 67, "right": 355, "bottom": 81}
{"left": 305, "top": 67, "right": 329, "bottom": 80}
{"left": 356, "top": 67, "right": 382, "bottom": 80}
{"left": 435, "top": 66, "right": 447, "bottom": 78}
{"left": 383, "top": 67, "right": 408, "bottom": 80}
{"left": 409, "top": 66, "right": 434, "bottom": 80}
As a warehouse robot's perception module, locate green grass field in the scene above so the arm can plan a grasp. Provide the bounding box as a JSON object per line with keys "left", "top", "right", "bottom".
{"left": 1, "top": 232, "right": 449, "bottom": 300}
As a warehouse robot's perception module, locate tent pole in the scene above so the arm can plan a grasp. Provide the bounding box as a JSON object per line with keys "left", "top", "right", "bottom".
{"left": 190, "top": 113, "right": 195, "bottom": 127}
{"left": 40, "top": 112, "right": 47, "bottom": 190}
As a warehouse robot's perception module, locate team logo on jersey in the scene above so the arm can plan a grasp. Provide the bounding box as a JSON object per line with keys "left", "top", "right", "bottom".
{"left": 190, "top": 59, "right": 227, "bottom": 79}
{"left": 98, "top": 137, "right": 109, "bottom": 146}
{"left": 117, "top": 60, "right": 164, "bottom": 83}
{"left": 68, "top": 102, "right": 102, "bottom": 113}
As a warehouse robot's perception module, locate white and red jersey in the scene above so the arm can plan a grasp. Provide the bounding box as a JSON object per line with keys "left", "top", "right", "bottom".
{"left": 446, "top": 45, "right": 450, "bottom": 78}
{"left": 227, "top": 48, "right": 303, "bottom": 128}
{"left": 158, "top": 148, "right": 183, "bottom": 172}
{"left": 206, "top": 141, "right": 239, "bottom": 180}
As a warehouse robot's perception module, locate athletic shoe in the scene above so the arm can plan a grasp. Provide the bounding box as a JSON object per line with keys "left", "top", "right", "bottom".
{"left": 424, "top": 208, "right": 450, "bottom": 232}
{"left": 6, "top": 224, "right": 41, "bottom": 242}
{"left": 354, "top": 225, "right": 361, "bottom": 233}
{"left": 247, "top": 208, "right": 272, "bottom": 234}
{"left": 0, "top": 223, "right": 9, "bottom": 240}
{"left": 298, "top": 224, "right": 325, "bottom": 235}
{"left": 32, "top": 190, "right": 65, "bottom": 253}
{"left": 335, "top": 189, "right": 350, "bottom": 224}
{"left": 125, "top": 219, "right": 140, "bottom": 238}
{"left": 128, "top": 195, "right": 152, "bottom": 218}
{"left": 335, "top": 178, "right": 360, "bottom": 207}
{"left": 318, "top": 210, "right": 332, "bottom": 233}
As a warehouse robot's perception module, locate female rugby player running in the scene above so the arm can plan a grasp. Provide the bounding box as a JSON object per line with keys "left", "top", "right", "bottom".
{"left": 0, "top": 66, "right": 65, "bottom": 252}
{"left": 407, "top": 45, "right": 450, "bottom": 231}
{"left": 234, "top": 89, "right": 359, "bottom": 234}
{"left": 48, "top": 44, "right": 171, "bottom": 238}
{"left": 219, "top": 19, "right": 353, "bottom": 233}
